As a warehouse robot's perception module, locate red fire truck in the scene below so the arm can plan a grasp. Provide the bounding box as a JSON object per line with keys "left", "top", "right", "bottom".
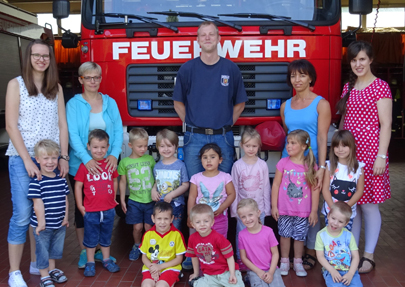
{"left": 55, "top": 0, "right": 370, "bottom": 170}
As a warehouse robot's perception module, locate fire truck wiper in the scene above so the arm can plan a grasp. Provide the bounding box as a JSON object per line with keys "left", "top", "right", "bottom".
{"left": 147, "top": 11, "right": 242, "bottom": 32}
{"left": 94, "top": 13, "right": 179, "bottom": 33}
{"left": 218, "top": 13, "right": 315, "bottom": 32}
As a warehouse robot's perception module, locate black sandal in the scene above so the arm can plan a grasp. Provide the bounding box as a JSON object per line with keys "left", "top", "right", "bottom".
{"left": 49, "top": 269, "right": 68, "bottom": 283}
{"left": 358, "top": 257, "right": 375, "bottom": 274}
{"left": 302, "top": 254, "right": 317, "bottom": 270}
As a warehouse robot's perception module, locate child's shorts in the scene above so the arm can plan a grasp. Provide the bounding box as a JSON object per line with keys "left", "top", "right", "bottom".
{"left": 83, "top": 208, "right": 115, "bottom": 248}
{"left": 247, "top": 269, "right": 285, "bottom": 287}
{"left": 194, "top": 270, "right": 245, "bottom": 287}
{"left": 33, "top": 226, "right": 66, "bottom": 270}
{"left": 126, "top": 200, "right": 155, "bottom": 225}
{"left": 323, "top": 270, "right": 363, "bottom": 287}
{"left": 142, "top": 270, "right": 180, "bottom": 286}
{"left": 278, "top": 215, "right": 309, "bottom": 241}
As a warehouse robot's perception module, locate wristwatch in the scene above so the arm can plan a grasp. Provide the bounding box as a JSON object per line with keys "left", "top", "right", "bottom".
{"left": 319, "top": 165, "right": 326, "bottom": 169}
{"left": 60, "top": 155, "right": 70, "bottom": 161}
{"left": 377, "top": 154, "right": 387, "bottom": 159}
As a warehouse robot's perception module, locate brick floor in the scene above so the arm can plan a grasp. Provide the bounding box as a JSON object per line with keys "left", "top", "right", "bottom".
{"left": 1, "top": 139, "right": 404, "bottom": 287}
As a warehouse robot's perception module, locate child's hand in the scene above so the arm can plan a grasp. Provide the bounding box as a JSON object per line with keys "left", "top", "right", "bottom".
{"left": 61, "top": 219, "right": 69, "bottom": 228}
{"left": 151, "top": 189, "right": 160, "bottom": 202}
{"left": 36, "top": 223, "right": 45, "bottom": 235}
{"left": 120, "top": 201, "right": 127, "bottom": 214}
{"left": 214, "top": 206, "right": 224, "bottom": 217}
{"left": 308, "top": 210, "right": 318, "bottom": 227}
{"left": 78, "top": 206, "right": 86, "bottom": 217}
{"left": 163, "top": 193, "right": 173, "bottom": 204}
{"left": 255, "top": 269, "right": 266, "bottom": 280}
{"left": 342, "top": 272, "right": 354, "bottom": 285}
{"left": 271, "top": 207, "right": 279, "bottom": 221}
{"left": 330, "top": 269, "right": 343, "bottom": 283}
{"left": 189, "top": 273, "right": 199, "bottom": 281}
{"left": 228, "top": 273, "right": 237, "bottom": 284}
{"left": 263, "top": 271, "right": 274, "bottom": 284}
{"left": 149, "top": 263, "right": 161, "bottom": 274}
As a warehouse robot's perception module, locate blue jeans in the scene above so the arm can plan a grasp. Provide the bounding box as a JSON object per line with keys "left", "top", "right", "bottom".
{"left": 172, "top": 204, "right": 184, "bottom": 232}
{"left": 323, "top": 270, "right": 363, "bottom": 287}
{"left": 33, "top": 226, "right": 66, "bottom": 269}
{"left": 183, "top": 130, "right": 235, "bottom": 177}
{"left": 235, "top": 212, "right": 265, "bottom": 260}
{"left": 83, "top": 208, "right": 115, "bottom": 248}
{"left": 8, "top": 156, "right": 38, "bottom": 245}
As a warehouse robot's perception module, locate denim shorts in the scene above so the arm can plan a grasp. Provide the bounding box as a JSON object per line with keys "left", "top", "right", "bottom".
{"left": 8, "top": 156, "right": 39, "bottom": 245}
{"left": 183, "top": 129, "right": 235, "bottom": 177}
{"left": 126, "top": 200, "right": 155, "bottom": 225}
{"left": 323, "top": 270, "right": 363, "bottom": 287}
{"left": 33, "top": 226, "right": 66, "bottom": 270}
{"left": 83, "top": 208, "right": 115, "bottom": 248}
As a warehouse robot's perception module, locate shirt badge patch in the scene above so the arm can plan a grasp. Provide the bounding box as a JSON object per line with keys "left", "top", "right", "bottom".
{"left": 150, "top": 239, "right": 157, "bottom": 245}
{"left": 221, "top": 75, "right": 230, "bottom": 86}
{"left": 170, "top": 241, "right": 175, "bottom": 247}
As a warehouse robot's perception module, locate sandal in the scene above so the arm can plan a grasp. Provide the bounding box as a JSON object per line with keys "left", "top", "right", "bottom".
{"left": 302, "top": 254, "right": 317, "bottom": 270}
{"left": 49, "top": 269, "right": 68, "bottom": 283}
{"left": 358, "top": 257, "right": 375, "bottom": 274}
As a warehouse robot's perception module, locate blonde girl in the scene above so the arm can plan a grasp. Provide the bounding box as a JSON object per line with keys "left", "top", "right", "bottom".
{"left": 321, "top": 130, "right": 364, "bottom": 231}
{"left": 271, "top": 129, "right": 318, "bottom": 277}
{"left": 237, "top": 199, "right": 285, "bottom": 287}
{"left": 230, "top": 127, "right": 271, "bottom": 270}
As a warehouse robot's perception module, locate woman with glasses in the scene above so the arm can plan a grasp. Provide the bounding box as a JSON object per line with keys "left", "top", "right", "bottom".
{"left": 66, "top": 61, "right": 123, "bottom": 269}
{"left": 5, "top": 39, "right": 69, "bottom": 287}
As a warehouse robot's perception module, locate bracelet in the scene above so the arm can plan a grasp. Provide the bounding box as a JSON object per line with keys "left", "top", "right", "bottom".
{"left": 377, "top": 154, "right": 387, "bottom": 159}
{"left": 319, "top": 165, "right": 326, "bottom": 169}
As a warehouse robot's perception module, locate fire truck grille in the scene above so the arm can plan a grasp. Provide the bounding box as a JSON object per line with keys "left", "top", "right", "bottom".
{"left": 127, "top": 63, "right": 291, "bottom": 118}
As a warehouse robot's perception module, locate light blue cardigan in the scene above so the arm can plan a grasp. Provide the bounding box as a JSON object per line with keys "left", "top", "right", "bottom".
{"left": 66, "top": 93, "right": 123, "bottom": 176}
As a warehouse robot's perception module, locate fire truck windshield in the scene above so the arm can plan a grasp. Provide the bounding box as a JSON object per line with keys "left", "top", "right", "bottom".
{"left": 83, "top": 0, "right": 339, "bottom": 28}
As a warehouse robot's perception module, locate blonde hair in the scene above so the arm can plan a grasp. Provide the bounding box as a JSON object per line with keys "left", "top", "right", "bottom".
{"left": 78, "top": 61, "right": 102, "bottom": 76}
{"left": 156, "top": 129, "right": 179, "bottom": 148}
{"left": 34, "top": 139, "right": 60, "bottom": 157}
{"left": 237, "top": 198, "right": 262, "bottom": 224}
{"left": 197, "top": 21, "right": 219, "bottom": 36}
{"left": 190, "top": 204, "right": 214, "bottom": 221}
{"left": 287, "top": 129, "right": 317, "bottom": 187}
{"left": 329, "top": 130, "right": 359, "bottom": 175}
{"left": 241, "top": 126, "right": 262, "bottom": 155}
{"left": 329, "top": 201, "right": 352, "bottom": 223}
{"left": 129, "top": 128, "right": 149, "bottom": 143}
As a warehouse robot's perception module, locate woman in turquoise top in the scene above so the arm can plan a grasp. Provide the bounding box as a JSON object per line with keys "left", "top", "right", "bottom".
{"left": 66, "top": 61, "right": 123, "bottom": 269}
{"left": 280, "top": 59, "right": 331, "bottom": 270}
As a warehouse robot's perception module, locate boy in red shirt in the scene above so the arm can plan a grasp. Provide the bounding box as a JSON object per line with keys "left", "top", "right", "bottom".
{"left": 186, "top": 204, "right": 244, "bottom": 287}
{"left": 75, "top": 129, "right": 120, "bottom": 277}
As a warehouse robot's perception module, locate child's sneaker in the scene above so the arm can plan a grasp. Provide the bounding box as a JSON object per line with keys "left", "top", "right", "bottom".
{"left": 129, "top": 244, "right": 141, "bottom": 261}
{"left": 83, "top": 262, "right": 96, "bottom": 277}
{"left": 29, "top": 262, "right": 40, "bottom": 275}
{"left": 279, "top": 258, "right": 290, "bottom": 276}
{"left": 236, "top": 259, "right": 249, "bottom": 272}
{"left": 95, "top": 249, "right": 117, "bottom": 263}
{"left": 78, "top": 249, "right": 87, "bottom": 269}
{"left": 293, "top": 258, "right": 307, "bottom": 277}
{"left": 102, "top": 259, "right": 120, "bottom": 273}
{"left": 8, "top": 271, "right": 27, "bottom": 287}
{"left": 49, "top": 269, "right": 68, "bottom": 283}
{"left": 182, "top": 257, "right": 193, "bottom": 270}
{"left": 39, "top": 277, "right": 55, "bottom": 287}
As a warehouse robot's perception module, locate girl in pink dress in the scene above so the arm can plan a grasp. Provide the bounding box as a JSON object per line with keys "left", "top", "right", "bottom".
{"left": 337, "top": 40, "right": 392, "bottom": 274}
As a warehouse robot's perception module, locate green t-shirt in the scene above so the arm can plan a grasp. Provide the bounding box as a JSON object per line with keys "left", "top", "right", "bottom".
{"left": 118, "top": 155, "right": 156, "bottom": 203}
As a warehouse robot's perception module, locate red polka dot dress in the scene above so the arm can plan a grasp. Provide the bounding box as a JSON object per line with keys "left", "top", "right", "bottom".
{"left": 342, "top": 78, "right": 392, "bottom": 204}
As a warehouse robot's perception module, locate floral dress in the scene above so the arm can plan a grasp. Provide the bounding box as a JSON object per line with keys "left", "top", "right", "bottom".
{"left": 342, "top": 78, "right": 392, "bottom": 204}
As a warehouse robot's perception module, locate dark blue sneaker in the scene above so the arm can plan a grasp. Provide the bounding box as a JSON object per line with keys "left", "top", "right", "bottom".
{"left": 182, "top": 257, "right": 193, "bottom": 270}
{"left": 102, "top": 259, "right": 120, "bottom": 273}
{"left": 83, "top": 262, "right": 96, "bottom": 277}
{"left": 129, "top": 245, "right": 141, "bottom": 261}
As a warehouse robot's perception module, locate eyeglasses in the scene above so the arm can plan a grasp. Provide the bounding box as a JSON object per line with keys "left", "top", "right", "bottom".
{"left": 31, "top": 54, "right": 50, "bottom": 61}
{"left": 80, "top": 76, "right": 102, "bottom": 82}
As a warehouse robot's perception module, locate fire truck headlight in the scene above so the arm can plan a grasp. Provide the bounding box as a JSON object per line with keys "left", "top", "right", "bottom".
{"left": 81, "top": 45, "right": 89, "bottom": 53}
{"left": 138, "top": 100, "right": 152, "bottom": 111}
{"left": 266, "top": 99, "right": 281, "bottom": 110}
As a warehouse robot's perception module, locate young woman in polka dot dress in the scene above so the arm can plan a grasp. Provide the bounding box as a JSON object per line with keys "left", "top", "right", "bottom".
{"left": 337, "top": 40, "right": 392, "bottom": 274}
{"left": 5, "top": 39, "right": 69, "bottom": 287}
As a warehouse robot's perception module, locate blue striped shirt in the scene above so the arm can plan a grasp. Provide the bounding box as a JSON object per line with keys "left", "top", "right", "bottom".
{"left": 28, "top": 175, "right": 70, "bottom": 229}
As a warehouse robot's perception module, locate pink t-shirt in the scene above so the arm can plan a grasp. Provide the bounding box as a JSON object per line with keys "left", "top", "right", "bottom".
{"left": 190, "top": 171, "right": 232, "bottom": 215}
{"left": 276, "top": 157, "right": 313, "bottom": 217}
{"left": 230, "top": 158, "right": 271, "bottom": 218}
{"left": 238, "top": 225, "right": 278, "bottom": 270}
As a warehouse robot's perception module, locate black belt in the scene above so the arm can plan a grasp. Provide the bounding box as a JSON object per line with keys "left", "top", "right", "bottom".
{"left": 186, "top": 125, "right": 232, "bottom": 135}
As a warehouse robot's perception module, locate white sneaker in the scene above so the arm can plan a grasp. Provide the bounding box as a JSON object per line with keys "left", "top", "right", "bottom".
{"left": 30, "top": 263, "right": 40, "bottom": 275}
{"left": 8, "top": 270, "right": 28, "bottom": 287}
{"left": 293, "top": 262, "right": 308, "bottom": 277}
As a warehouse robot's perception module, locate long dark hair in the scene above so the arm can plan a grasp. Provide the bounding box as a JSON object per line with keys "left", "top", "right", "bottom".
{"left": 22, "top": 39, "right": 59, "bottom": 99}
{"left": 336, "top": 41, "right": 374, "bottom": 115}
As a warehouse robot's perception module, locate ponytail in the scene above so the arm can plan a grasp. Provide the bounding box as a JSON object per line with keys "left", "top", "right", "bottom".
{"left": 304, "top": 147, "right": 317, "bottom": 188}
